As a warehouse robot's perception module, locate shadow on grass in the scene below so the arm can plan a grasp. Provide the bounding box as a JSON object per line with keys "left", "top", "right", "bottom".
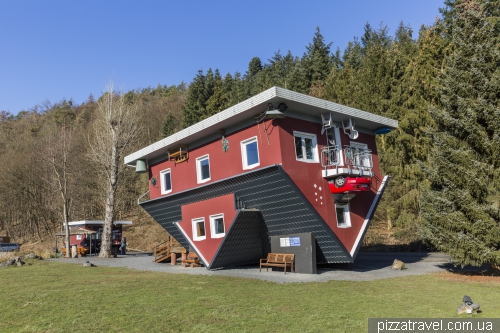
{"left": 330, "top": 253, "right": 430, "bottom": 273}
{"left": 436, "top": 262, "right": 500, "bottom": 276}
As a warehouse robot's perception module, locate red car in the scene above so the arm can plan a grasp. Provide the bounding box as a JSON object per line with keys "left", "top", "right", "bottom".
{"left": 329, "top": 176, "right": 371, "bottom": 194}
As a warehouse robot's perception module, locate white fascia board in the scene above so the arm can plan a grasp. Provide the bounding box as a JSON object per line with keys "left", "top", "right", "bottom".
{"left": 124, "top": 87, "right": 398, "bottom": 165}
{"left": 124, "top": 87, "right": 278, "bottom": 165}
{"left": 67, "top": 220, "right": 132, "bottom": 226}
{"left": 273, "top": 87, "right": 398, "bottom": 129}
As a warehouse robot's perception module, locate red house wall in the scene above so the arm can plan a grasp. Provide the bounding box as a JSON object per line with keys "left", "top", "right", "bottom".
{"left": 278, "top": 117, "right": 382, "bottom": 253}
{"left": 69, "top": 225, "right": 123, "bottom": 247}
{"left": 148, "top": 119, "right": 283, "bottom": 200}
{"left": 148, "top": 114, "right": 384, "bottom": 255}
{"left": 177, "top": 194, "right": 237, "bottom": 265}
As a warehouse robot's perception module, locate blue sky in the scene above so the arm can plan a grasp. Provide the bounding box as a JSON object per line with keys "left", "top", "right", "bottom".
{"left": 0, "top": 0, "right": 443, "bottom": 114}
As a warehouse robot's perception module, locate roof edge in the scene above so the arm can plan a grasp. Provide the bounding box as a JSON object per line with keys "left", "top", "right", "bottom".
{"left": 124, "top": 87, "right": 278, "bottom": 165}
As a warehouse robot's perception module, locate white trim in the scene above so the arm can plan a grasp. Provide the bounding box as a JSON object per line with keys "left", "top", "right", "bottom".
{"left": 210, "top": 213, "right": 225, "bottom": 238}
{"left": 175, "top": 222, "right": 209, "bottom": 266}
{"left": 160, "top": 168, "right": 172, "bottom": 195}
{"left": 336, "top": 203, "right": 351, "bottom": 228}
{"left": 196, "top": 155, "right": 211, "bottom": 184}
{"left": 350, "top": 175, "right": 390, "bottom": 257}
{"left": 240, "top": 137, "right": 260, "bottom": 170}
{"left": 66, "top": 220, "right": 132, "bottom": 226}
{"left": 293, "top": 131, "right": 319, "bottom": 163}
{"left": 350, "top": 141, "right": 368, "bottom": 150}
{"left": 125, "top": 86, "right": 398, "bottom": 165}
{"left": 334, "top": 127, "right": 344, "bottom": 166}
{"left": 191, "top": 217, "right": 206, "bottom": 241}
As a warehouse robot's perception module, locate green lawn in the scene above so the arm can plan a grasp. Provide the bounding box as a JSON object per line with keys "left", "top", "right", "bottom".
{"left": 0, "top": 259, "right": 498, "bottom": 333}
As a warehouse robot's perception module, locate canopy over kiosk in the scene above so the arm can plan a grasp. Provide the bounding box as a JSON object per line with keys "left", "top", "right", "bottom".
{"left": 55, "top": 220, "right": 132, "bottom": 256}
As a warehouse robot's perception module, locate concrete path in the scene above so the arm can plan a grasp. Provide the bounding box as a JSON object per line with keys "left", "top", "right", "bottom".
{"left": 49, "top": 252, "right": 453, "bottom": 284}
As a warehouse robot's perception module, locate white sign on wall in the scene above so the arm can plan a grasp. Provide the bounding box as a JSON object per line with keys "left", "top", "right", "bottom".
{"left": 280, "top": 237, "right": 290, "bottom": 247}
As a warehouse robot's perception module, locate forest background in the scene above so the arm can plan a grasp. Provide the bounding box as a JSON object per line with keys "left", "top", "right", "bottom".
{"left": 1, "top": 0, "right": 498, "bottom": 257}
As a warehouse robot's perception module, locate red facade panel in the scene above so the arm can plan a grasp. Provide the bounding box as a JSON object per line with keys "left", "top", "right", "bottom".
{"left": 278, "top": 117, "right": 382, "bottom": 253}
{"left": 148, "top": 120, "right": 283, "bottom": 200}
{"left": 149, "top": 114, "right": 385, "bottom": 256}
{"left": 177, "top": 194, "right": 237, "bottom": 264}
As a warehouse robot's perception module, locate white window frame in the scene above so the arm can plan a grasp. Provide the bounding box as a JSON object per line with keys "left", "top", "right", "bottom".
{"left": 210, "top": 213, "right": 225, "bottom": 238}
{"left": 76, "top": 234, "right": 82, "bottom": 240}
{"left": 350, "top": 141, "right": 370, "bottom": 168}
{"left": 196, "top": 155, "right": 211, "bottom": 184}
{"left": 160, "top": 168, "right": 172, "bottom": 195}
{"left": 192, "top": 218, "right": 206, "bottom": 241}
{"left": 240, "top": 137, "right": 260, "bottom": 170}
{"left": 336, "top": 203, "right": 351, "bottom": 228}
{"left": 293, "top": 131, "right": 319, "bottom": 163}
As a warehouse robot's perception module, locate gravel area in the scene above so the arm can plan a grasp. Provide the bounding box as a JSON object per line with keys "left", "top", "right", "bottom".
{"left": 48, "top": 252, "right": 452, "bottom": 284}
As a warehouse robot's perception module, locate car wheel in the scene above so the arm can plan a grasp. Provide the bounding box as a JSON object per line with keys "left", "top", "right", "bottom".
{"left": 334, "top": 176, "right": 346, "bottom": 188}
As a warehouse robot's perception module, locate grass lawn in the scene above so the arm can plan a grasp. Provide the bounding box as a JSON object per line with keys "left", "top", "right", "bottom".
{"left": 0, "top": 259, "right": 498, "bottom": 333}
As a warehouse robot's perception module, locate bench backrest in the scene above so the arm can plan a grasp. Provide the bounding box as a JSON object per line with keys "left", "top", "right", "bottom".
{"left": 267, "top": 253, "right": 294, "bottom": 263}
{"left": 187, "top": 252, "right": 199, "bottom": 260}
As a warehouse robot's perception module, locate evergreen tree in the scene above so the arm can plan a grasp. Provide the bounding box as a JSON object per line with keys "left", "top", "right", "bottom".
{"left": 302, "top": 27, "right": 333, "bottom": 91}
{"left": 356, "top": 23, "right": 393, "bottom": 116}
{"left": 230, "top": 71, "right": 248, "bottom": 105}
{"left": 222, "top": 72, "right": 234, "bottom": 105}
{"left": 181, "top": 70, "right": 207, "bottom": 127}
{"left": 162, "top": 113, "right": 176, "bottom": 138}
{"left": 441, "top": 0, "right": 500, "bottom": 43}
{"left": 204, "top": 68, "right": 216, "bottom": 104}
{"left": 206, "top": 69, "right": 229, "bottom": 117}
{"left": 268, "top": 50, "right": 287, "bottom": 88}
{"left": 420, "top": 0, "right": 500, "bottom": 267}
{"left": 245, "top": 57, "right": 263, "bottom": 96}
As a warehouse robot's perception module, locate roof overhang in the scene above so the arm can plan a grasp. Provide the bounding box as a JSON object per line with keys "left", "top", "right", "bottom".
{"left": 66, "top": 220, "right": 133, "bottom": 226}
{"left": 124, "top": 86, "right": 398, "bottom": 166}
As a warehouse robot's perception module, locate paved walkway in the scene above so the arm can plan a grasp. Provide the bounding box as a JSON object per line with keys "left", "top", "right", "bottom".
{"left": 49, "top": 252, "right": 453, "bottom": 284}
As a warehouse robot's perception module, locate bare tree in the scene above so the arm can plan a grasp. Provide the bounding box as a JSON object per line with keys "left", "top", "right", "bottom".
{"left": 43, "top": 124, "right": 75, "bottom": 257}
{"left": 89, "top": 82, "right": 139, "bottom": 258}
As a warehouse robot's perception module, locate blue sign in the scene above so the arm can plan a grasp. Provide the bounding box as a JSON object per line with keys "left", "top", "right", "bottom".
{"left": 289, "top": 237, "right": 300, "bottom": 247}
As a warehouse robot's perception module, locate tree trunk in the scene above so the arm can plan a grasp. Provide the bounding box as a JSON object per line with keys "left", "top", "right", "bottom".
{"left": 99, "top": 135, "right": 119, "bottom": 258}
{"left": 63, "top": 198, "right": 71, "bottom": 258}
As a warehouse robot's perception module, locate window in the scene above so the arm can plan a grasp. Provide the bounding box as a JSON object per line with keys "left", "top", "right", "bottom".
{"left": 210, "top": 214, "right": 225, "bottom": 238}
{"left": 336, "top": 203, "right": 351, "bottom": 228}
{"left": 350, "top": 142, "right": 371, "bottom": 168}
{"left": 196, "top": 155, "right": 211, "bottom": 183}
{"left": 293, "top": 131, "right": 319, "bottom": 163}
{"left": 241, "top": 137, "right": 259, "bottom": 170}
{"left": 160, "top": 168, "right": 172, "bottom": 194}
{"left": 76, "top": 234, "right": 82, "bottom": 240}
{"left": 192, "top": 218, "right": 206, "bottom": 241}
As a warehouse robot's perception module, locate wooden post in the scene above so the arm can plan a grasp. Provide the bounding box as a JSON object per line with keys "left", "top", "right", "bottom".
{"left": 181, "top": 253, "right": 187, "bottom": 267}
{"left": 170, "top": 252, "right": 177, "bottom": 265}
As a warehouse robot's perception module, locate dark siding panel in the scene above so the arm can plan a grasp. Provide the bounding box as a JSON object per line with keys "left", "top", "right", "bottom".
{"left": 209, "top": 210, "right": 270, "bottom": 269}
{"left": 140, "top": 165, "right": 351, "bottom": 263}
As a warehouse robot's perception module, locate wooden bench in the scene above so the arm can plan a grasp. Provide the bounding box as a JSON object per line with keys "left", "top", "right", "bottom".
{"left": 181, "top": 252, "right": 201, "bottom": 267}
{"left": 260, "top": 253, "right": 295, "bottom": 274}
{"left": 61, "top": 246, "right": 88, "bottom": 257}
